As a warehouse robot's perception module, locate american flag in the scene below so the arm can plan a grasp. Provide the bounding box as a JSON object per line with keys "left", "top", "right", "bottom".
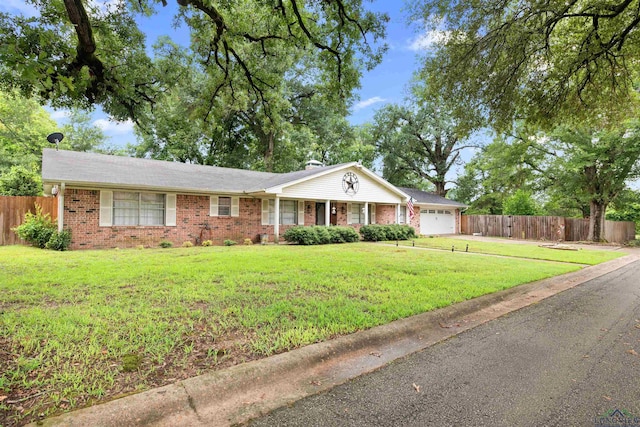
{"left": 407, "top": 197, "right": 415, "bottom": 221}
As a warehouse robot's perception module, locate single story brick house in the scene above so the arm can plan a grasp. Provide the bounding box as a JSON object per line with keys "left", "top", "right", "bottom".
{"left": 41, "top": 149, "right": 466, "bottom": 249}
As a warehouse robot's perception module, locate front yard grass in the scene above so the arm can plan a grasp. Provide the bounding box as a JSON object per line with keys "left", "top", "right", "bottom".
{"left": 0, "top": 243, "right": 597, "bottom": 425}
{"left": 399, "top": 237, "right": 625, "bottom": 265}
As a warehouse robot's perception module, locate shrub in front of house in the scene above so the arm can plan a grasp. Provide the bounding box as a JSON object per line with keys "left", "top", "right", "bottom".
{"left": 360, "top": 224, "right": 416, "bottom": 242}
{"left": 283, "top": 226, "right": 319, "bottom": 245}
{"left": 314, "top": 226, "right": 332, "bottom": 244}
{"left": 45, "top": 229, "right": 72, "bottom": 251}
{"left": 224, "top": 239, "right": 237, "bottom": 246}
{"left": 159, "top": 240, "right": 173, "bottom": 248}
{"left": 390, "top": 224, "right": 417, "bottom": 240}
{"left": 284, "top": 226, "right": 360, "bottom": 245}
{"left": 13, "top": 205, "right": 57, "bottom": 249}
{"left": 327, "top": 226, "right": 360, "bottom": 243}
{"left": 359, "top": 225, "right": 387, "bottom": 241}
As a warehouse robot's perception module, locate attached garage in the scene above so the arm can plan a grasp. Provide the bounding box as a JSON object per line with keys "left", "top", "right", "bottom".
{"left": 398, "top": 187, "right": 467, "bottom": 236}
{"left": 420, "top": 207, "right": 456, "bottom": 235}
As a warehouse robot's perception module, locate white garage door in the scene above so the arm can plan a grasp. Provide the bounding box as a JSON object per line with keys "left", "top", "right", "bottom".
{"left": 420, "top": 208, "right": 455, "bottom": 235}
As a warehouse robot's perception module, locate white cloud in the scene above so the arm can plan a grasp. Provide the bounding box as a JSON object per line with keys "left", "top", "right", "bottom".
{"left": 354, "top": 96, "right": 387, "bottom": 111}
{"left": 50, "top": 110, "right": 71, "bottom": 121}
{"left": 407, "top": 29, "right": 450, "bottom": 51}
{"left": 407, "top": 17, "right": 452, "bottom": 52}
{"left": 93, "top": 118, "right": 135, "bottom": 134}
{"left": 87, "top": 0, "right": 125, "bottom": 15}
{"left": 0, "top": 0, "right": 38, "bottom": 17}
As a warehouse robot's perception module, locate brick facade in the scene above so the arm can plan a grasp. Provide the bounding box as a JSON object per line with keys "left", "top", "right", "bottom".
{"left": 64, "top": 189, "right": 281, "bottom": 249}
{"left": 63, "top": 189, "right": 471, "bottom": 249}
{"left": 62, "top": 189, "right": 420, "bottom": 250}
{"left": 375, "top": 204, "right": 397, "bottom": 225}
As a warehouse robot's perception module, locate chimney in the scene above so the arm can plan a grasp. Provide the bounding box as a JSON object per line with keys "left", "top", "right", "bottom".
{"left": 305, "top": 159, "right": 324, "bottom": 170}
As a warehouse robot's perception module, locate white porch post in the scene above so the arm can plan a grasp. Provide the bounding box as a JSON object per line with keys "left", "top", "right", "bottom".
{"left": 325, "top": 200, "right": 331, "bottom": 226}
{"left": 274, "top": 195, "right": 280, "bottom": 242}
{"left": 396, "top": 203, "right": 401, "bottom": 224}
{"left": 57, "top": 182, "right": 65, "bottom": 232}
{"left": 364, "top": 201, "right": 369, "bottom": 225}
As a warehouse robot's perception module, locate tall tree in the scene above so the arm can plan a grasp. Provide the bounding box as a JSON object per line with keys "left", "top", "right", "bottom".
{"left": 0, "top": 166, "right": 42, "bottom": 196}
{"left": 372, "top": 87, "right": 480, "bottom": 196}
{"left": 0, "top": 1, "right": 388, "bottom": 125}
{"left": 452, "top": 131, "right": 548, "bottom": 214}
{"left": 134, "top": 65, "right": 371, "bottom": 172}
{"left": 0, "top": 90, "right": 58, "bottom": 173}
{"left": 456, "top": 122, "right": 640, "bottom": 240}
{"left": 502, "top": 190, "right": 539, "bottom": 216}
{"left": 549, "top": 124, "right": 640, "bottom": 241}
{"left": 59, "top": 109, "right": 107, "bottom": 152}
{"left": 411, "top": 0, "right": 640, "bottom": 129}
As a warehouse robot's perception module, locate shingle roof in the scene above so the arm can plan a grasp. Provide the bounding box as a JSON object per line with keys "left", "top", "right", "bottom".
{"left": 41, "top": 149, "right": 347, "bottom": 194}
{"left": 397, "top": 187, "right": 467, "bottom": 207}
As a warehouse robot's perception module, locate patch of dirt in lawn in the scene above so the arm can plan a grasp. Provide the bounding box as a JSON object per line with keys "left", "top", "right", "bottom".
{"left": 0, "top": 326, "right": 265, "bottom": 427}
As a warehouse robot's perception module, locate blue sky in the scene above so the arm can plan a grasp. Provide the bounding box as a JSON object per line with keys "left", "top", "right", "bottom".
{"left": 0, "top": 1, "right": 432, "bottom": 147}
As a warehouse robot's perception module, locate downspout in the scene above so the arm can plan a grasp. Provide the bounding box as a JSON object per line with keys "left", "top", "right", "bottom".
{"left": 57, "top": 182, "right": 65, "bottom": 232}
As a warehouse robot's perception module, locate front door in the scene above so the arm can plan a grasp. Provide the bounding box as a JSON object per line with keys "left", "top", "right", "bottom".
{"left": 316, "top": 203, "right": 325, "bottom": 225}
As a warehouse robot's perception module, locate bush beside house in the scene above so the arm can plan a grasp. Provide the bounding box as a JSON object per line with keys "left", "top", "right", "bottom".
{"left": 283, "top": 226, "right": 360, "bottom": 245}
{"left": 360, "top": 224, "right": 417, "bottom": 241}
{"left": 12, "top": 205, "right": 71, "bottom": 250}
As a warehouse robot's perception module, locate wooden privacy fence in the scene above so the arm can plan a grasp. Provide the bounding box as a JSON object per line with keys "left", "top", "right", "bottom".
{"left": 0, "top": 196, "right": 58, "bottom": 246}
{"left": 461, "top": 215, "right": 636, "bottom": 243}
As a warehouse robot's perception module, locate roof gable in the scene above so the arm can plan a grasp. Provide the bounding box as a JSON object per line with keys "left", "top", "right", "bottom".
{"left": 273, "top": 164, "right": 408, "bottom": 203}
{"left": 265, "top": 163, "right": 408, "bottom": 199}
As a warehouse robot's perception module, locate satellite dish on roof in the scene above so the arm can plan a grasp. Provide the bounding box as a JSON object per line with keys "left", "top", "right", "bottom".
{"left": 47, "top": 132, "right": 64, "bottom": 151}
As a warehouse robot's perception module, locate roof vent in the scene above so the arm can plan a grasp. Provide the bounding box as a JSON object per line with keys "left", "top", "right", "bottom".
{"left": 305, "top": 159, "right": 324, "bottom": 170}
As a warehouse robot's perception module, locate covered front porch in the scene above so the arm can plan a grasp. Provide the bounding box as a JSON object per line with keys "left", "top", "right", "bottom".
{"left": 269, "top": 198, "right": 408, "bottom": 241}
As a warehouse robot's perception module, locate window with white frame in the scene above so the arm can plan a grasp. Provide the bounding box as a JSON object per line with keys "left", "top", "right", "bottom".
{"left": 262, "top": 199, "right": 304, "bottom": 225}
{"left": 113, "top": 191, "right": 165, "bottom": 226}
{"left": 351, "top": 203, "right": 365, "bottom": 224}
{"left": 399, "top": 206, "right": 407, "bottom": 224}
{"left": 280, "top": 200, "right": 297, "bottom": 225}
{"left": 210, "top": 196, "right": 239, "bottom": 217}
{"left": 218, "top": 196, "right": 231, "bottom": 216}
{"left": 265, "top": 199, "right": 276, "bottom": 225}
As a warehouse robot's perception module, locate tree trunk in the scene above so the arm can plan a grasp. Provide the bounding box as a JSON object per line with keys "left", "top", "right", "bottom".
{"left": 434, "top": 181, "right": 448, "bottom": 197}
{"left": 588, "top": 200, "right": 607, "bottom": 241}
{"left": 264, "top": 132, "right": 274, "bottom": 172}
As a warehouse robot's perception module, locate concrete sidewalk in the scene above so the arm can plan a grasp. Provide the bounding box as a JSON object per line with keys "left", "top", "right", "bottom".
{"left": 32, "top": 254, "right": 640, "bottom": 427}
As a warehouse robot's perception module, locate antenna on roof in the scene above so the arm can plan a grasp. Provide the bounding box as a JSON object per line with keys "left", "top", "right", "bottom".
{"left": 47, "top": 132, "right": 64, "bottom": 151}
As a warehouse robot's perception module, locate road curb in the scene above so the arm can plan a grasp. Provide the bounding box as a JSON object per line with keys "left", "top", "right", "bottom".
{"left": 33, "top": 254, "right": 639, "bottom": 427}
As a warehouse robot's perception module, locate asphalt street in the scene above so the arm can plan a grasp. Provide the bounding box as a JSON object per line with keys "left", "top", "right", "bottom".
{"left": 248, "top": 260, "right": 640, "bottom": 427}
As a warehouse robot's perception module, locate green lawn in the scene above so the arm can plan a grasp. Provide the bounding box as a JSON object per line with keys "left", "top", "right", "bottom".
{"left": 398, "top": 237, "right": 625, "bottom": 265}
{"left": 0, "top": 242, "right": 606, "bottom": 424}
